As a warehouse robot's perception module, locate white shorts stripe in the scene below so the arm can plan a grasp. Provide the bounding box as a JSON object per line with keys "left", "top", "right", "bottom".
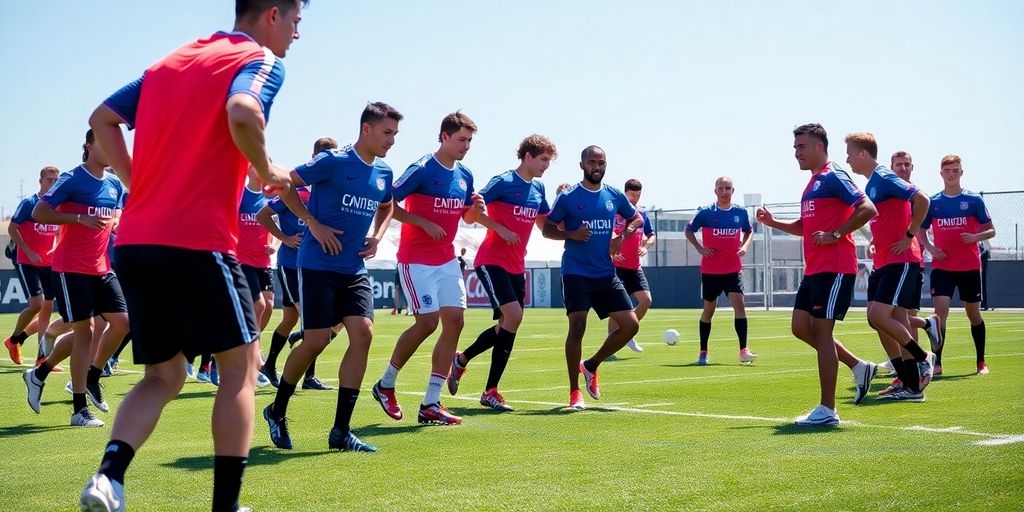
{"left": 826, "top": 274, "right": 843, "bottom": 319}
{"left": 58, "top": 272, "right": 74, "bottom": 323}
{"left": 891, "top": 263, "right": 910, "bottom": 306}
{"left": 297, "top": 268, "right": 305, "bottom": 332}
{"left": 212, "top": 253, "right": 251, "bottom": 344}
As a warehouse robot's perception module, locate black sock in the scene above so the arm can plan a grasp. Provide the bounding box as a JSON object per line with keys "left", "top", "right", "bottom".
{"left": 266, "top": 332, "right": 288, "bottom": 369}
{"left": 971, "top": 322, "right": 986, "bottom": 363}
{"left": 34, "top": 361, "right": 53, "bottom": 381}
{"left": 305, "top": 356, "right": 317, "bottom": 379}
{"left": 12, "top": 331, "right": 28, "bottom": 345}
{"left": 212, "top": 455, "right": 248, "bottom": 512}
{"left": 903, "top": 359, "right": 921, "bottom": 392}
{"left": 699, "top": 321, "right": 711, "bottom": 352}
{"left": 329, "top": 330, "right": 338, "bottom": 341}
{"left": 73, "top": 393, "right": 87, "bottom": 413}
{"left": 112, "top": 333, "right": 131, "bottom": 360}
{"left": 934, "top": 326, "right": 946, "bottom": 366}
{"left": 903, "top": 340, "right": 927, "bottom": 362}
{"left": 922, "top": 318, "right": 932, "bottom": 331}
{"left": 463, "top": 326, "right": 499, "bottom": 362}
{"left": 333, "top": 387, "right": 360, "bottom": 434}
{"left": 98, "top": 440, "right": 135, "bottom": 484}
{"left": 486, "top": 328, "right": 516, "bottom": 390}
{"left": 87, "top": 365, "right": 102, "bottom": 386}
{"left": 201, "top": 353, "right": 212, "bottom": 370}
{"left": 734, "top": 318, "right": 748, "bottom": 350}
{"left": 583, "top": 359, "right": 597, "bottom": 373}
{"left": 273, "top": 379, "right": 297, "bottom": 418}
{"left": 890, "top": 358, "right": 909, "bottom": 385}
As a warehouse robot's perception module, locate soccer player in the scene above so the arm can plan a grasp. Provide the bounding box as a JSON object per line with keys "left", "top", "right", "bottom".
{"left": 263, "top": 102, "right": 399, "bottom": 452}
{"left": 24, "top": 130, "right": 129, "bottom": 427}
{"left": 542, "top": 145, "right": 643, "bottom": 410}
{"left": 371, "top": 111, "right": 484, "bottom": 426}
{"left": 684, "top": 176, "right": 755, "bottom": 365}
{"left": 5, "top": 166, "right": 60, "bottom": 365}
{"left": 258, "top": 137, "right": 337, "bottom": 390}
{"left": 238, "top": 170, "right": 277, "bottom": 333}
{"left": 918, "top": 154, "right": 995, "bottom": 375}
{"left": 609, "top": 179, "right": 656, "bottom": 355}
{"left": 78, "top": 1, "right": 305, "bottom": 510}
{"left": 846, "top": 133, "right": 935, "bottom": 402}
{"left": 447, "top": 134, "right": 556, "bottom": 412}
{"left": 756, "top": 124, "right": 878, "bottom": 426}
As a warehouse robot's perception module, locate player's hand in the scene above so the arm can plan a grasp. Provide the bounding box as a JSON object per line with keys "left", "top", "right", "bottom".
{"left": 556, "top": 182, "right": 572, "bottom": 195}
{"left": 23, "top": 248, "right": 42, "bottom": 264}
{"left": 638, "top": 246, "right": 649, "bottom": 258}
{"left": 568, "top": 223, "right": 592, "bottom": 241}
{"left": 755, "top": 207, "right": 774, "bottom": 227}
{"left": 889, "top": 238, "right": 912, "bottom": 255}
{"left": 867, "top": 243, "right": 876, "bottom": 258}
{"left": 612, "top": 252, "right": 626, "bottom": 262}
{"left": 470, "top": 192, "right": 485, "bottom": 212}
{"left": 283, "top": 233, "right": 302, "bottom": 249}
{"left": 609, "top": 234, "right": 624, "bottom": 257}
{"left": 813, "top": 231, "right": 839, "bottom": 245}
{"left": 265, "top": 244, "right": 277, "bottom": 255}
{"left": 419, "top": 220, "right": 446, "bottom": 241}
{"left": 359, "top": 237, "right": 379, "bottom": 259}
{"left": 308, "top": 219, "right": 343, "bottom": 256}
{"left": 929, "top": 246, "right": 947, "bottom": 261}
{"left": 77, "top": 215, "right": 109, "bottom": 230}
{"left": 697, "top": 246, "right": 715, "bottom": 257}
{"left": 736, "top": 247, "right": 747, "bottom": 257}
{"left": 960, "top": 232, "right": 979, "bottom": 244}
{"left": 496, "top": 225, "right": 521, "bottom": 246}
{"left": 258, "top": 163, "right": 293, "bottom": 193}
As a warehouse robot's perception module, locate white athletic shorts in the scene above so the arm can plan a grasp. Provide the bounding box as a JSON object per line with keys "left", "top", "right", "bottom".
{"left": 398, "top": 259, "right": 466, "bottom": 314}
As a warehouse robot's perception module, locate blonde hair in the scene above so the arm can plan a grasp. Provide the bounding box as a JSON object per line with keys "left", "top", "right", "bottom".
{"left": 940, "top": 154, "right": 962, "bottom": 167}
{"left": 844, "top": 132, "right": 878, "bottom": 159}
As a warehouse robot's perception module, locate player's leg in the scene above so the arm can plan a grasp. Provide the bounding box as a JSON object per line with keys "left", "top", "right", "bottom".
{"left": 329, "top": 278, "right": 377, "bottom": 449}
{"left": 419, "top": 306, "right": 465, "bottom": 425}
{"left": 811, "top": 316, "right": 839, "bottom": 411}
{"left": 6, "top": 265, "right": 46, "bottom": 364}
{"left": 698, "top": 273, "right": 723, "bottom": 364}
{"left": 960, "top": 270, "right": 987, "bottom": 373}
{"left": 264, "top": 266, "right": 299, "bottom": 384}
{"left": 578, "top": 277, "right": 638, "bottom": 400}
{"left": 730, "top": 291, "right": 755, "bottom": 363}
{"left": 565, "top": 311, "right": 588, "bottom": 404}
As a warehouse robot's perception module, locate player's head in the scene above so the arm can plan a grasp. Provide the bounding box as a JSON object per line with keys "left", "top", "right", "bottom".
{"left": 793, "top": 123, "right": 828, "bottom": 171}
{"left": 234, "top": 0, "right": 307, "bottom": 58}
{"left": 623, "top": 179, "right": 642, "bottom": 205}
{"left": 312, "top": 136, "right": 338, "bottom": 156}
{"left": 891, "top": 151, "right": 914, "bottom": 181}
{"left": 843, "top": 132, "right": 878, "bottom": 175}
{"left": 82, "top": 129, "right": 109, "bottom": 167}
{"left": 517, "top": 134, "right": 557, "bottom": 179}
{"left": 714, "top": 176, "right": 734, "bottom": 203}
{"left": 939, "top": 154, "right": 963, "bottom": 187}
{"left": 358, "top": 102, "right": 403, "bottom": 158}
{"left": 438, "top": 111, "right": 476, "bottom": 161}
{"left": 579, "top": 146, "right": 606, "bottom": 185}
{"left": 38, "top": 166, "right": 59, "bottom": 194}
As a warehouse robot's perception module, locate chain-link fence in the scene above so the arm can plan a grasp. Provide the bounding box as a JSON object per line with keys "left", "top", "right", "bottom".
{"left": 979, "top": 190, "right": 1023, "bottom": 260}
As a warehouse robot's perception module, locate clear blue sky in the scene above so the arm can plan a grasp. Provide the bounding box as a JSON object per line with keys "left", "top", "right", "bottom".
{"left": 2, "top": 0, "right": 1022, "bottom": 219}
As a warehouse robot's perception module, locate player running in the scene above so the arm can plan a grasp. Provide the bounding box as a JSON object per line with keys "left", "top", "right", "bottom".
{"left": 609, "top": 179, "right": 656, "bottom": 356}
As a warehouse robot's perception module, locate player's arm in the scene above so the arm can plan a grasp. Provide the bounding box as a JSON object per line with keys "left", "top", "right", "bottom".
{"left": 91, "top": 75, "right": 143, "bottom": 188}
{"left": 257, "top": 204, "right": 299, "bottom": 249}
{"left": 462, "top": 192, "right": 485, "bottom": 224}
{"left": 738, "top": 230, "right": 753, "bottom": 257}
{"left": 32, "top": 202, "right": 106, "bottom": 229}
{"left": 813, "top": 198, "right": 876, "bottom": 245}
{"left": 359, "top": 201, "right": 395, "bottom": 258}
{"left": 640, "top": 231, "right": 657, "bottom": 255}
{"left": 391, "top": 203, "right": 446, "bottom": 240}
{"left": 756, "top": 207, "right": 803, "bottom": 236}
{"left": 966, "top": 223, "right": 996, "bottom": 243}
{"left": 891, "top": 190, "right": 930, "bottom": 254}
{"left": 6, "top": 221, "right": 40, "bottom": 263}
{"left": 280, "top": 172, "right": 342, "bottom": 255}
{"left": 684, "top": 228, "right": 713, "bottom": 257}
{"left": 475, "top": 212, "right": 520, "bottom": 245}
{"left": 542, "top": 218, "right": 590, "bottom": 241}
{"left": 226, "top": 95, "right": 290, "bottom": 189}
{"left": 534, "top": 214, "right": 549, "bottom": 231}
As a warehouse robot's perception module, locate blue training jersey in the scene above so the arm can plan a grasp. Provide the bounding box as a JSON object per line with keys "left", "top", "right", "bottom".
{"left": 268, "top": 186, "right": 310, "bottom": 269}
{"left": 547, "top": 183, "right": 637, "bottom": 277}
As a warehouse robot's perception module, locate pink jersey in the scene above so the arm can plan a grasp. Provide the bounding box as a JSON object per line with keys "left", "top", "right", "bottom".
{"left": 613, "top": 208, "right": 655, "bottom": 271}
{"left": 866, "top": 166, "right": 922, "bottom": 268}
{"left": 474, "top": 170, "right": 550, "bottom": 274}
{"left": 686, "top": 204, "right": 751, "bottom": 274}
{"left": 800, "top": 162, "right": 866, "bottom": 276}
{"left": 924, "top": 191, "right": 992, "bottom": 271}
{"left": 42, "top": 167, "right": 126, "bottom": 276}
{"left": 236, "top": 187, "right": 272, "bottom": 268}
{"left": 11, "top": 194, "right": 59, "bottom": 267}
{"left": 393, "top": 154, "right": 475, "bottom": 266}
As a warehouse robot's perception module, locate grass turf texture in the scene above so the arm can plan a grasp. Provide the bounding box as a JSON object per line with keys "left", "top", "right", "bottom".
{"left": 1, "top": 308, "right": 1022, "bottom": 511}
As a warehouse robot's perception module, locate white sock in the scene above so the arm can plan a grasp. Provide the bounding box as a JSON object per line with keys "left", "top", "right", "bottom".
{"left": 423, "top": 372, "right": 445, "bottom": 406}
{"left": 852, "top": 360, "right": 866, "bottom": 375}
{"left": 380, "top": 362, "right": 400, "bottom": 388}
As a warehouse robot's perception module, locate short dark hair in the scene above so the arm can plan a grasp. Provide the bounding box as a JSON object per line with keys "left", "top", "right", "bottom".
{"left": 235, "top": 0, "right": 307, "bottom": 22}
{"left": 793, "top": 123, "right": 828, "bottom": 151}
{"left": 580, "top": 145, "right": 604, "bottom": 162}
{"left": 313, "top": 137, "right": 338, "bottom": 154}
{"left": 438, "top": 111, "right": 477, "bottom": 143}
{"left": 624, "top": 179, "right": 642, "bottom": 192}
{"left": 360, "top": 102, "right": 404, "bottom": 127}
{"left": 82, "top": 129, "right": 95, "bottom": 162}
{"left": 40, "top": 166, "right": 59, "bottom": 178}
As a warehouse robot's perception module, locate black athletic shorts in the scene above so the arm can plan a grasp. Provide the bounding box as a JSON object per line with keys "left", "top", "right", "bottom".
{"left": 52, "top": 271, "right": 127, "bottom": 323}
{"left": 277, "top": 266, "right": 300, "bottom": 307}
{"left": 929, "top": 268, "right": 982, "bottom": 303}
{"left": 701, "top": 272, "right": 743, "bottom": 302}
{"left": 909, "top": 271, "right": 924, "bottom": 311}
{"left": 561, "top": 274, "right": 633, "bottom": 320}
{"left": 113, "top": 245, "right": 259, "bottom": 364}
{"left": 299, "top": 268, "right": 374, "bottom": 329}
{"left": 867, "top": 262, "right": 921, "bottom": 309}
{"left": 615, "top": 267, "right": 650, "bottom": 295}
{"left": 241, "top": 264, "right": 274, "bottom": 303}
{"left": 794, "top": 272, "right": 856, "bottom": 320}
{"left": 476, "top": 265, "right": 526, "bottom": 320}
{"left": 15, "top": 263, "right": 54, "bottom": 300}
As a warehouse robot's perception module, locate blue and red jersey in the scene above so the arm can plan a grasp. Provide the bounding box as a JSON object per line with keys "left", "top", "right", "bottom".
{"left": 392, "top": 154, "right": 474, "bottom": 266}
{"left": 547, "top": 183, "right": 637, "bottom": 277}
{"left": 42, "top": 166, "right": 126, "bottom": 275}
{"left": 268, "top": 186, "right": 310, "bottom": 269}
{"left": 12, "top": 194, "right": 59, "bottom": 267}
{"left": 865, "top": 165, "right": 921, "bottom": 268}
{"left": 923, "top": 191, "right": 992, "bottom": 271}
{"left": 686, "top": 204, "right": 751, "bottom": 274}
{"left": 474, "top": 170, "right": 550, "bottom": 274}
{"left": 614, "top": 207, "right": 655, "bottom": 271}
{"left": 800, "top": 162, "right": 866, "bottom": 275}
{"left": 237, "top": 186, "right": 271, "bottom": 268}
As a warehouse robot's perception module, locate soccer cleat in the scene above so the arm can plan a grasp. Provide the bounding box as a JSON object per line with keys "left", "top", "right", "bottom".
{"left": 5, "top": 337, "right": 23, "bottom": 365}
{"left": 287, "top": 331, "right": 303, "bottom": 347}
{"left": 605, "top": 354, "right": 621, "bottom": 362}
{"left": 302, "top": 376, "right": 332, "bottom": 390}
{"left": 263, "top": 404, "right": 292, "bottom": 450}
{"left": 878, "top": 359, "right": 896, "bottom": 377}
{"left": 255, "top": 371, "right": 271, "bottom": 388}
{"left": 879, "top": 378, "right": 904, "bottom": 396}
{"left": 80, "top": 473, "right": 125, "bottom": 512}
{"left": 100, "top": 362, "right": 112, "bottom": 378}
{"left": 626, "top": 339, "right": 644, "bottom": 353}
{"left": 108, "top": 358, "right": 119, "bottom": 371}
{"left": 210, "top": 361, "right": 219, "bottom": 386}
{"left": 24, "top": 369, "right": 44, "bottom": 414}
{"left": 480, "top": 388, "right": 514, "bottom": 412}
{"left": 196, "top": 371, "right": 211, "bottom": 383}
{"left": 977, "top": 361, "right": 989, "bottom": 375}
{"left": 371, "top": 381, "right": 403, "bottom": 420}
{"left": 185, "top": 362, "right": 195, "bottom": 379}
{"left": 739, "top": 348, "right": 758, "bottom": 365}
{"left": 918, "top": 353, "right": 935, "bottom": 391}
{"left": 852, "top": 361, "right": 878, "bottom": 405}
{"left": 86, "top": 380, "right": 109, "bottom": 413}
{"left": 447, "top": 352, "right": 467, "bottom": 395}
{"left": 71, "top": 408, "right": 104, "bottom": 427}
{"left": 260, "top": 366, "right": 280, "bottom": 388}
{"left": 924, "top": 314, "right": 944, "bottom": 353}
{"left": 579, "top": 360, "right": 600, "bottom": 400}
{"left": 697, "top": 351, "right": 709, "bottom": 366}
{"left": 328, "top": 428, "right": 378, "bottom": 452}
{"left": 66, "top": 381, "right": 74, "bottom": 394}
{"left": 794, "top": 405, "right": 840, "bottom": 426}
{"left": 884, "top": 389, "right": 926, "bottom": 402}
{"left": 568, "top": 389, "right": 586, "bottom": 410}
{"left": 933, "top": 364, "right": 943, "bottom": 377}
{"left": 417, "top": 402, "right": 462, "bottom": 425}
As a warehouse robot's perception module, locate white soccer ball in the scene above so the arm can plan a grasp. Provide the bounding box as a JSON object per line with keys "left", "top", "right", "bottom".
{"left": 664, "top": 329, "right": 680, "bottom": 345}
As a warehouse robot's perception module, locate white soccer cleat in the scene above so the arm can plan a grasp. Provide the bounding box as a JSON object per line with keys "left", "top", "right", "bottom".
{"left": 24, "top": 369, "right": 44, "bottom": 414}
{"left": 80, "top": 473, "right": 124, "bottom": 512}
{"left": 739, "top": 348, "right": 758, "bottom": 364}
{"left": 794, "top": 404, "right": 840, "bottom": 426}
{"left": 71, "top": 408, "right": 105, "bottom": 428}
{"left": 852, "top": 361, "right": 878, "bottom": 405}
{"left": 626, "top": 339, "right": 644, "bottom": 353}
{"left": 925, "top": 314, "right": 944, "bottom": 353}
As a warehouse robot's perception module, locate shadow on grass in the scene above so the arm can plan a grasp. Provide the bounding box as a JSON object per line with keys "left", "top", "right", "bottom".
{"left": 661, "top": 363, "right": 722, "bottom": 368}
{"left": 162, "top": 445, "right": 329, "bottom": 471}
{"left": 0, "top": 423, "right": 76, "bottom": 438}
{"left": 515, "top": 406, "right": 618, "bottom": 416}
{"left": 354, "top": 423, "right": 432, "bottom": 437}
{"left": 0, "top": 366, "right": 32, "bottom": 375}
{"left": 771, "top": 423, "right": 841, "bottom": 435}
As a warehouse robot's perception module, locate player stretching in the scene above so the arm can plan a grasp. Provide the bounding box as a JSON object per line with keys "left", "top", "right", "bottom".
{"left": 448, "top": 134, "right": 556, "bottom": 411}
{"left": 542, "top": 146, "right": 643, "bottom": 410}
{"left": 756, "top": 124, "right": 878, "bottom": 426}
{"left": 684, "top": 176, "right": 755, "bottom": 365}
{"left": 78, "top": 1, "right": 305, "bottom": 510}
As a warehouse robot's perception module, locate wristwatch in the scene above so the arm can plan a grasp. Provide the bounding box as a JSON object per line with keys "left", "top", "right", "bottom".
{"left": 831, "top": 230, "right": 841, "bottom": 240}
{"left": 905, "top": 231, "right": 915, "bottom": 239}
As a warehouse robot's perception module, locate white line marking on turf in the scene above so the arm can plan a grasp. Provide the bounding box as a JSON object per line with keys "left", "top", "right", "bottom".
{"left": 634, "top": 402, "right": 674, "bottom": 408}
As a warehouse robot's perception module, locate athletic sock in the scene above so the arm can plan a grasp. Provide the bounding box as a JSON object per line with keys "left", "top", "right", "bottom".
{"left": 333, "top": 387, "right": 360, "bottom": 434}
{"left": 72, "top": 393, "right": 87, "bottom": 413}
{"left": 934, "top": 326, "right": 946, "bottom": 366}
{"left": 200, "top": 353, "right": 212, "bottom": 370}
{"left": 486, "top": 328, "right": 516, "bottom": 390}
{"left": 265, "top": 331, "right": 288, "bottom": 369}
{"left": 734, "top": 318, "right": 748, "bottom": 350}
{"left": 903, "top": 359, "right": 921, "bottom": 392}
{"left": 890, "top": 358, "right": 909, "bottom": 385}
{"left": 462, "top": 326, "right": 499, "bottom": 362}
{"left": 212, "top": 456, "right": 248, "bottom": 512}
{"left": 11, "top": 331, "right": 28, "bottom": 345}
{"left": 98, "top": 440, "right": 135, "bottom": 484}
{"left": 272, "top": 379, "right": 297, "bottom": 419}
{"left": 34, "top": 361, "right": 54, "bottom": 381}
{"left": 380, "top": 361, "right": 401, "bottom": 388}
{"left": 582, "top": 358, "right": 598, "bottom": 373}
{"left": 87, "top": 365, "right": 102, "bottom": 386}
{"left": 423, "top": 372, "right": 445, "bottom": 406}
{"left": 903, "top": 340, "right": 928, "bottom": 362}
{"left": 699, "top": 320, "right": 712, "bottom": 352}
{"left": 971, "top": 322, "right": 986, "bottom": 363}
{"left": 305, "top": 356, "right": 317, "bottom": 379}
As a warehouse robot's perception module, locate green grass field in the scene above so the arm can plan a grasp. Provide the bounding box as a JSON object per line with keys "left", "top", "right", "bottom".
{"left": 1, "top": 308, "right": 1022, "bottom": 511}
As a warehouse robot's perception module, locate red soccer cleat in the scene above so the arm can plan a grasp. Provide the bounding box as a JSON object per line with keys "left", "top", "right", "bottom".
{"left": 417, "top": 402, "right": 462, "bottom": 425}
{"left": 5, "top": 337, "right": 22, "bottom": 365}
{"left": 579, "top": 360, "right": 600, "bottom": 400}
{"left": 372, "top": 381, "right": 403, "bottom": 420}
